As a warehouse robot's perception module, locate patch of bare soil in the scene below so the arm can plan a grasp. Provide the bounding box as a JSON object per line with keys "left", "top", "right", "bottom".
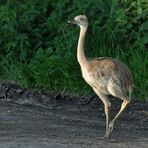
{"left": 0, "top": 81, "right": 148, "bottom": 148}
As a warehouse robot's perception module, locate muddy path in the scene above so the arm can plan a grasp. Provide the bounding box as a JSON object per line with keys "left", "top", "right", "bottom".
{"left": 0, "top": 82, "right": 148, "bottom": 148}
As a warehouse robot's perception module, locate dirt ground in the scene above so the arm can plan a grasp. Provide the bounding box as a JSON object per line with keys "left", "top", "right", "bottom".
{"left": 0, "top": 82, "right": 148, "bottom": 148}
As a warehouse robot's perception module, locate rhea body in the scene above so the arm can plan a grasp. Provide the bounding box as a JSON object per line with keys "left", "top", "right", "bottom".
{"left": 68, "top": 15, "right": 133, "bottom": 139}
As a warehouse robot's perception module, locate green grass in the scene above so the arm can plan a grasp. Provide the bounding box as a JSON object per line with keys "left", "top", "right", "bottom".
{"left": 0, "top": 0, "right": 148, "bottom": 101}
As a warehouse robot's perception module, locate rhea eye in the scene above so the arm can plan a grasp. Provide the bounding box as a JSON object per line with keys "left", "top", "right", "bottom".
{"left": 79, "top": 18, "right": 84, "bottom": 21}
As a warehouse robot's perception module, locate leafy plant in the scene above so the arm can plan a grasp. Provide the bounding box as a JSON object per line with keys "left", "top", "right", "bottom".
{"left": 0, "top": 0, "right": 147, "bottom": 101}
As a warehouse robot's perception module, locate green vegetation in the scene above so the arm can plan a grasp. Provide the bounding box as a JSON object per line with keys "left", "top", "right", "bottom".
{"left": 0, "top": 0, "right": 148, "bottom": 101}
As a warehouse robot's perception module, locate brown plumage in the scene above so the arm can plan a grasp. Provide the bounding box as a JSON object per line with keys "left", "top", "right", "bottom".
{"left": 86, "top": 57, "right": 132, "bottom": 92}
{"left": 68, "top": 15, "right": 133, "bottom": 139}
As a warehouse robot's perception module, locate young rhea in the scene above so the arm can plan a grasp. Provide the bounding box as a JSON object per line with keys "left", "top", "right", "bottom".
{"left": 68, "top": 15, "right": 133, "bottom": 139}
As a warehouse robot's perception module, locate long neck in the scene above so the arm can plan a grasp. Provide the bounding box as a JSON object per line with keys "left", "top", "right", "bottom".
{"left": 77, "top": 26, "right": 88, "bottom": 67}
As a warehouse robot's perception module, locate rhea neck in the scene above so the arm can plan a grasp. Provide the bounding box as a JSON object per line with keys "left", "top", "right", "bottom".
{"left": 77, "top": 25, "right": 88, "bottom": 67}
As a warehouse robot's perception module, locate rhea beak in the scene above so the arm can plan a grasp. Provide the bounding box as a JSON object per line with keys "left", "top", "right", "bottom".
{"left": 68, "top": 20, "right": 76, "bottom": 24}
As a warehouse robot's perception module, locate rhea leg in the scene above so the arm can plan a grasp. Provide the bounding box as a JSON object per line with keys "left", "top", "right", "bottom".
{"left": 106, "top": 84, "right": 131, "bottom": 138}
{"left": 104, "top": 104, "right": 110, "bottom": 135}
{"left": 93, "top": 88, "right": 111, "bottom": 137}
{"left": 106, "top": 99, "right": 130, "bottom": 138}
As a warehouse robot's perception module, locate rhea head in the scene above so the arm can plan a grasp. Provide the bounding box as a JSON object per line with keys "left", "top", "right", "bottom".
{"left": 68, "top": 15, "right": 88, "bottom": 28}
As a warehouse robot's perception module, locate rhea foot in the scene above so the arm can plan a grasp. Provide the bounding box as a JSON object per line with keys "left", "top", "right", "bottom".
{"left": 102, "top": 121, "right": 115, "bottom": 140}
